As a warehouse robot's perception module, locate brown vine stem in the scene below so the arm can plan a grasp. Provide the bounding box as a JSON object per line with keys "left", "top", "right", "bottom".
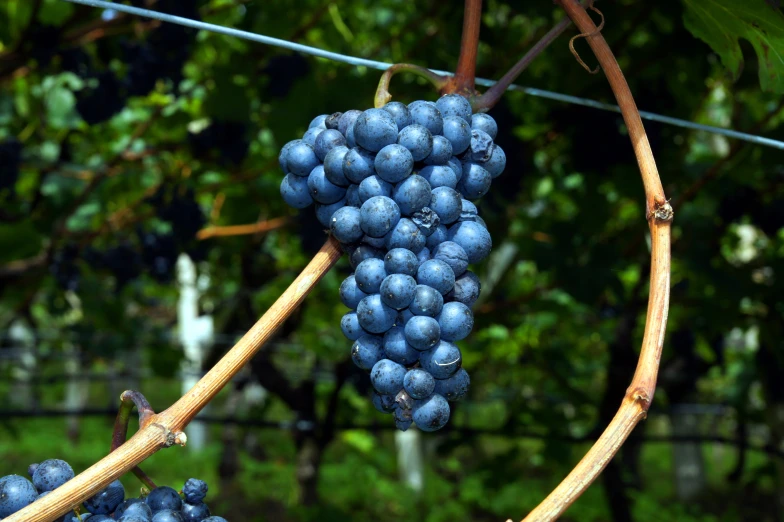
{"left": 110, "top": 391, "right": 158, "bottom": 490}
{"left": 373, "top": 63, "right": 449, "bottom": 108}
{"left": 521, "top": 1, "right": 672, "bottom": 521}
{"left": 196, "top": 217, "right": 291, "bottom": 240}
{"left": 443, "top": 0, "right": 483, "bottom": 95}
{"left": 7, "top": 237, "right": 343, "bottom": 522}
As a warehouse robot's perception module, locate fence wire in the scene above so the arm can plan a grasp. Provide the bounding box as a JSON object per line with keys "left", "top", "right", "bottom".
{"left": 63, "top": 0, "right": 784, "bottom": 150}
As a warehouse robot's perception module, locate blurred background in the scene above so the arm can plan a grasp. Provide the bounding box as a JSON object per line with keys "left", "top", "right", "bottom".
{"left": 1, "top": 0, "right": 783, "bottom": 521}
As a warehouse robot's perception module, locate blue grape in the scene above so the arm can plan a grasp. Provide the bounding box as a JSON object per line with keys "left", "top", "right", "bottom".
{"left": 314, "top": 129, "right": 346, "bottom": 161}
{"left": 409, "top": 284, "right": 444, "bottom": 316}
{"left": 459, "top": 199, "right": 478, "bottom": 222}
{"left": 383, "top": 326, "right": 420, "bottom": 365}
{"left": 417, "top": 259, "right": 455, "bottom": 295}
{"left": 203, "top": 519, "right": 229, "bottom": 522}
{"left": 362, "top": 234, "right": 386, "bottom": 248}
{"left": 411, "top": 207, "right": 440, "bottom": 237}
{"left": 325, "top": 112, "right": 342, "bottom": 130}
{"left": 412, "top": 394, "right": 451, "bottom": 431}
{"left": 323, "top": 145, "right": 350, "bottom": 186}
{"left": 441, "top": 115, "right": 472, "bottom": 154}
{"left": 89, "top": 516, "right": 113, "bottom": 522}
{"left": 115, "top": 498, "right": 152, "bottom": 519}
{"left": 32, "top": 458, "right": 74, "bottom": 492}
{"left": 359, "top": 196, "right": 400, "bottom": 238}
{"left": 404, "top": 315, "right": 440, "bottom": 350}
{"left": 370, "top": 359, "right": 406, "bottom": 395}
{"left": 426, "top": 224, "right": 448, "bottom": 249}
{"left": 345, "top": 184, "right": 361, "bottom": 207}
{"left": 372, "top": 393, "right": 397, "bottom": 413}
{"left": 85, "top": 480, "right": 125, "bottom": 514}
{"left": 384, "top": 248, "right": 419, "bottom": 276}
{"left": 358, "top": 175, "right": 393, "bottom": 202}
{"left": 382, "top": 101, "right": 412, "bottom": 129}
{"left": 354, "top": 108, "right": 398, "bottom": 152}
{"left": 395, "top": 417, "right": 413, "bottom": 431}
{"left": 416, "top": 246, "right": 431, "bottom": 266}
{"left": 307, "top": 165, "right": 346, "bottom": 204}
{"left": 374, "top": 144, "right": 413, "bottom": 183}
{"left": 27, "top": 463, "right": 39, "bottom": 477}
{"left": 404, "top": 369, "right": 435, "bottom": 399}
{"left": 447, "top": 270, "right": 481, "bottom": 307}
{"left": 340, "top": 275, "right": 367, "bottom": 309}
{"left": 407, "top": 100, "right": 443, "bottom": 135}
{"left": 434, "top": 367, "right": 470, "bottom": 401}
{"left": 119, "top": 516, "right": 149, "bottom": 522}
{"left": 423, "top": 135, "right": 453, "bottom": 165}
{"left": 397, "top": 307, "right": 415, "bottom": 326}
{"left": 420, "top": 165, "right": 457, "bottom": 189}
{"left": 471, "top": 112, "right": 498, "bottom": 139}
{"left": 384, "top": 218, "right": 425, "bottom": 253}
{"left": 391, "top": 174, "right": 431, "bottom": 216}
{"left": 484, "top": 144, "right": 506, "bottom": 178}
{"left": 151, "top": 510, "right": 183, "bottom": 522}
{"left": 342, "top": 147, "right": 376, "bottom": 184}
{"left": 354, "top": 258, "right": 387, "bottom": 293}
{"left": 357, "top": 294, "right": 397, "bottom": 333}
{"left": 348, "top": 244, "right": 384, "bottom": 270}
{"left": 338, "top": 110, "right": 362, "bottom": 136}
{"left": 0, "top": 475, "right": 37, "bottom": 517}
{"left": 315, "top": 199, "right": 346, "bottom": 228}
{"left": 379, "top": 274, "right": 417, "bottom": 309}
{"left": 437, "top": 301, "right": 474, "bottom": 341}
{"left": 429, "top": 187, "right": 462, "bottom": 225}
{"left": 419, "top": 340, "right": 462, "bottom": 379}
{"left": 351, "top": 334, "right": 385, "bottom": 370}
{"left": 285, "top": 141, "right": 320, "bottom": 176}
{"left": 397, "top": 124, "right": 433, "bottom": 161}
{"left": 302, "top": 126, "right": 323, "bottom": 147}
{"left": 465, "top": 129, "right": 494, "bottom": 162}
{"left": 181, "top": 502, "right": 210, "bottom": 522}
{"left": 330, "top": 206, "right": 363, "bottom": 243}
{"left": 280, "top": 173, "right": 313, "bottom": 209}
{"left": 433, "top": 241, "right": 469, "bottom": 277}
{"left": 447, "top": 221, "right": 492, "bottom": 263}
{"left": 447, "top": 157, "right": 463, "bottom": 181}
{"left": 436, "top": 94, "right": 472, "bottom": 122}
{"left": 340, "top": 312, "right": 364, "bottom": 340}
{"left": 145, "top": 486, "right": 182, "bottom": 513}
{"left": 457, "top": 162, "right": 491, "bottom": 200}
{"left": 309, "top": 114, "right": 328, "bottom": 129}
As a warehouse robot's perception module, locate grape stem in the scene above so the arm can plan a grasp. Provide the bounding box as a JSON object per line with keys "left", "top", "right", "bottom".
{"left": 521, "top": 1, "right": 672, "bottom": 521}
{"left": 196, "top": 217, "right": 291, "bottom": 240}
{"left": 444, "top": 0, "right": 483, "bottom": 95}
{"left": 6, "top": 237, "right": 343, "bottom": 522}
{"left": 373, "top": 64, "right": 449, "bottom": 108}
{"left": 111, "top": 391, "right": 158, "bottom": 490}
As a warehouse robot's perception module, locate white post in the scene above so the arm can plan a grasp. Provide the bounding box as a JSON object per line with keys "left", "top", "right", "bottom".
{"left": 395, "top": 428, "right": 424, "bottom": 492}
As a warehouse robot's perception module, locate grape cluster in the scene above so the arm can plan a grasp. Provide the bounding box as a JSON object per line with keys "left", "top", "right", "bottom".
{"left": 0, "top": 459, "right": 227, "bottom": 521}
{"left": 278, "top": 95, "right": 505, "bottom": 431}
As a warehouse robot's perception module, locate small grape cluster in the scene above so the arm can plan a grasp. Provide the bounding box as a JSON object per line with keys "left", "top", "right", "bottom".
{"left": 0, "top": 459, "right": 227, "bottom": 521}
{"left": 278, "top": 94, "right": 505, "bottom": 432}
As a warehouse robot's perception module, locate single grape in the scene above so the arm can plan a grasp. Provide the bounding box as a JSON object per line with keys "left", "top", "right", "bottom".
{"left": 397, "top": 124, "right": 433, "bottom": 161}
{"left": 419, "top": 340, "right": 462, "bottom": 379}
{"left": 426, "top": 224, "right": 448, "bottom": 250}
{"left": 409, "top": 284, "right": 444, "bottom": 316}
{"left": 354, "top": 258, "right": 387, "bottom": 293}
{"left": 27, "top": 463, "right": 39, "bottom": 477}
{"left": 416, "top": 246, "right": 431, "bottom": 266}
{"left": 374, "top": 144, "right": 413, "bottom": 183}
{"left": 447, "top": 221, "right": 492, "bottom": 264}
{"left": 357, "top": 294, "right": 397, "bottom": 334}
{"left": 325, "top": 111, "right": 343, "bottom": 130}
{"left": 423, "top": 135, "right": 453, "bottom": 165}
{"left": 457, "top": 162, "right": 492, "bottom": 200}
{"left": 345, "top": 184, "right": 361, "bottom": 207}
{"left": 32, "top": 459, "right": 74, "bottom": 492}
{"left": 308, "top": 165, "right": 347, "bottom": 204}
{"left": 309, "top": 114, "right": 328, "bottom": 129}
{"left": 351, "top": 334, "right": 385, "bottom": 370}
{"left": 436, "top": 94, "right": 472, "bottom": 123}
{"left": 338, "top": 110, "right": 362, "bottom": 136}
{"left": 340, "top": 274, "right": 367, "bottom": 309}
{"left": 370, "top": 359, "right": 407, "bottom": 395}
{"left": 323, "top": 145, "right": 350, "bottom": 186}
{"left": 358, "top": 175, "right": 393, "bottom": 203}
{"left": 412, "top": 394, "right": 451, "bottom": 431}
{"left": 382, "top": 101, "right": 412, "bottom": 129}
{"left": 278, "top": 140, "right": 297, "bottom": 172}
{"left": 447, "top": 157, "right": 463, "bottom": 181}
{"left": 146, "top": 486, "right": 182, "bottom": 514}
{"left": 340, "top": 312, "right": 364, "bottom": 340}
{"left": 404, "top": 369, "right": 436, "bottom": 399}
{"left": 437, "top": 301, "right": 474, "bottom": 341}
{"left": 441, "top": 115, "right": 472, "bottom": 154}
{"left": 384, "top": 248, "right": 419, "bottom": 276}
{"left": 372, "top": 392, "right": 397, "bottom": 413}
{"left": 471, "top": 112, "right": 498, "bottom": 139}
{"left": 447, "top": 270, "right": 481, "bottom": 307}
{"left": 315, "top": 199, "right": 346, "bottom": 228}
{"left": 404, "top": 315, "right": 441, "bottom": 350}
{"left": 359, "top": 196, "right": 400, "bottom": 238}
{"left": 342, "top": 147, "right": 376, "bottom": 184}
{"left": 433, "top": 241, "right": 469, "bottom": 277}
{"left": 115, "top": 498, "right": 152, "bottom": 519}
{"left": 151, "top": 509, "right": 184, "bottom": 522}
{"left": 382, "top": 326, "right": 420, "bottom": 365}
{"left": 420, "top": 164, "right": 457, "bottom": 189}
{"left": 429, "top": 187, "right": 462, "bottom": 225}
{"left": 411, "top": 207, "right": 440, "bottom": 237}
{"left": 348, "top": 244, "right": 384, "bottom": 270}
{"left": 181, "top": 502, "right": 210, "bottom": 522}
{"left": 362, "top": 234, "right": 387, "bottom": 249}
{"left": 280, "top": 173, "right": 313, "bottom": 209}
{"left": 434, "top": 367, "right": 470, "bottom": 401}
{"left": 417, "top": 259, "right": 455, "bottom": 295}
{"left": 484, "top": 144, "right": 506, "bottom": 178}
{"left": 391, "top": 174, "right": 431, "bottom": 216}
{"left": 395, "top": 417, "right": 413, "bottom": 431}
{"left": 384, "top": 218, "right": 426, "bottom": 253}
{"left": 330, "top": 206, "right": 363, "bottom": 244}
{"left": 379, "top": 274, "right": 417, "bottom": 310}
{"left": 302, "top": 126, "right": 324, "bottom": 147}
{"left": 465, "top": 129, "right": 494, "bottom": 162}
{"left": 458, "top": 199, "right": 478, "bottom": 222}
{"left": 85, "top": 479, "right": 125, "bottom": 515}
{"left": 314, "top": 129, "right": 347, "bottom": 161}
{"left": 354, "top": 108, "right": 399, "bottom": 152}
{"left": 407, "top": 100, "right": 443, "bottom": 135}
{"left": 0, "top": 475, "right": 38, "bottom": 518}
{"left": 285, "top": 141, "right": 320, "bottom": 176}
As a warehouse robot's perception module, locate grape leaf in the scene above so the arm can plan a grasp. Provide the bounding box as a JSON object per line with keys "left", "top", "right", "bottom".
{"left": 682, "top": 0, "right": 784, "bottom": 93}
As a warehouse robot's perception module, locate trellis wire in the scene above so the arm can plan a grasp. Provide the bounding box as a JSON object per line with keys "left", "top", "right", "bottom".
{"left": 63, "top": 0, "right": 783, "bottom": 150}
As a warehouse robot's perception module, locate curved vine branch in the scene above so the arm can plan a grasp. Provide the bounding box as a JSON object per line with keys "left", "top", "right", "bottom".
{"left": 373, "top": 63, "right": 449, "bottom": 108}
{"left": 521, "top": 1, "right": 672, "bottom": 520}
{"left": 6, "top": 237, "right": 343, "bottom": 522}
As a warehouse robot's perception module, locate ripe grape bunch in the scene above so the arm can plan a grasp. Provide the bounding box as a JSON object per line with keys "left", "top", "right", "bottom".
{"left": 0, "top": 459, "right": 228, "bottom": 521}
{"left": 278, "top": 94, "right": 505, "bottom": 432}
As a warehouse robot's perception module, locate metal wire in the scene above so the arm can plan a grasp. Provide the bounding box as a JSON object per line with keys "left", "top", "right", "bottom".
{"left": 64, "top": 0, "right": 784, "bottom": 150}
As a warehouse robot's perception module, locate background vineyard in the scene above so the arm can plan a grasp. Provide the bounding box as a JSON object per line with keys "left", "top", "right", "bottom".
{"left": 1, "top": 1, "right": 784, "bottom": 521}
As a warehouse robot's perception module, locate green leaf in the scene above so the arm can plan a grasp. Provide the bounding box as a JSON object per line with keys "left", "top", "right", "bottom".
{"left": 682, "top": 0, "right": 784, "bottom": 93}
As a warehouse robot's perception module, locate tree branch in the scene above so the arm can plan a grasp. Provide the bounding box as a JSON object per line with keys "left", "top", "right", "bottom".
{"left": 7, "top": 237, "right": 343, "bottom": 522}
{"left": 196, "top": 217, "right": 291, "bottom": 240}
{"left": 521, "top": 1, "right": 672, "bottom": 520}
